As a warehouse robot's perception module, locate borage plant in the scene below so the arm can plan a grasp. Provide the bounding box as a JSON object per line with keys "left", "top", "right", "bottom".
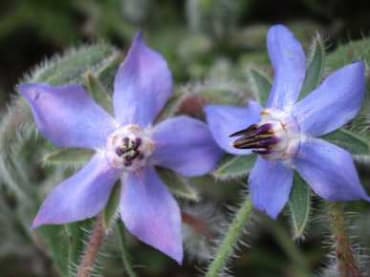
{"left": 204, "top": 25, "right": 370, "bottom": 276}
{"left": 2, "top": 23, "right": 370, "bottom": 277}
{"left": 19, "top": 34, "right": 222, "bottom": 275}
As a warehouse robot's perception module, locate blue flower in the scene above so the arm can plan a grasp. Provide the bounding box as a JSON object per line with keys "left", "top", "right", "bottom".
{"left": 19, "top": 33, "right": 222, "bottom": 264}
{"left": 205, "top": 25, "right": 369, "bottom": 219}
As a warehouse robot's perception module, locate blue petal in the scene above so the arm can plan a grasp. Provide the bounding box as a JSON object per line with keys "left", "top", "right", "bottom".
{"left": 113, "top": 33, "right": 173, "bottom": 126}
{"left": 293, "top": 62, "right": 365, "bottom": 136}
{"left": 151, "top": 116, "right": 223, "bottom": 176}
{"left": 19, "top": 83, "right": 116, "bottom": 149}
{"left": 266, "top": 25, "right": 306, "bottom": 110}
{"left": 204, "top": 101, "right": 262, "bottom": 155}
{"left": 120, "top": 166, "right": 183, "bottom": 264}
{"left": 249, "top": 157, "right": 294, "bottom": 218}
{"left": 32, "top": 153, "right": 120, "bottom": 228}
{"left": 294, "top": 138, "right": 369, "bottom": 201}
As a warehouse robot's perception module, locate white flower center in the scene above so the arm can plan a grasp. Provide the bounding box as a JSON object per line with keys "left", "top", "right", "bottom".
{"left": 105, "top": 124, "right": 155, "bottom": 171}
{"left": 259, "top": 109, "right": 300, "bottom": 160}
{"left": 232, "top": 108, "right": 301, "bottom": 161}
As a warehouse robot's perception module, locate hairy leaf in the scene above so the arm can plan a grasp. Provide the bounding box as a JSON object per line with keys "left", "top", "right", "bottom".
{"left": 213, "top": 154, "right": 256, "bottom": 180}
{"left": 157, "top": 167, "right": 200, "bottom": 201}
{"left": 288, "top": 174, "right": 311, "bottom": 239}
{"left": 300, "top": 33, "right": 325, "bottom": 99}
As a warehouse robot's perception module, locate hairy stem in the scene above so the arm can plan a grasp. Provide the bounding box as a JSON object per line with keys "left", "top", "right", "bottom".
{"left": 205, "top": 196, "right": 253, "bottom": 277}
{"left": 327, "top": 203, "right": 362, "bottom": 277}
{"left": 77, "top": 215, "right": 105, "bottom": 277}
{"left": 117, "top": 223, "right": 137, "bottom": 277}
{"left": 265, "top": 219, "right": 310, "bottom": 277}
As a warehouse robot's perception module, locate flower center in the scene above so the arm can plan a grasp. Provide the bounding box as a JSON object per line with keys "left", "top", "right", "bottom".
{"left": 231, "top": 108, "right": 300, "bottom": 161}
{"left": 105, "top": 124, "right": 155, "bottom": 171}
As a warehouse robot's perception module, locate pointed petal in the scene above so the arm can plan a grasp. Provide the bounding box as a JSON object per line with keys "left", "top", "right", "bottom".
{"left": 204, "top": 101, "right": 262, "bottom": 155}
{"left": 32, "top": 153, "right": 120, "bottom": 228}
{"left": 19, "top": 83, "right": 116, "bottom": 149}
{"left": 293, "top": 62, "right": 366, "bottom": 136}
{"left": 294, "top": 138, "right": 369, "bottom": 201}
{"left": 266, "top": 25, "right": 306, "bottom": 110}
{"left": 151, "top": 116, "right": 223, "bottom": 177}
{"left": 120, "top": 167, "right": 183, "bottom": 264}
{"left": 249, "top": 157, "right": 294, "bottom": 218}
{"left": 113, "top": 33, "right": 173, "bottom": 126}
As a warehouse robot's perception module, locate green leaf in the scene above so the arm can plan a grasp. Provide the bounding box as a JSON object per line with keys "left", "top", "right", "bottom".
{"left": 157, "top": 167, "right": 200, "bottom": 201}
{"left": 26, "top": 44, "right": 118, "bottom": 85}
{"left": 84, "top": 71, "right": 113, "bottom": 113}
{"left": 42, "top": 149, "right": 94, "bottom": 167}
{"left": 288, "top": 174, "right": 311, "bottom": 239}
{"left": 103, "top": 183, "right": 121, "bottom": 229}
{"left": 37, "top": 226, "right": 69, "bottom": 276}
{"left": 65, "top": 221, "right": 91, "bottom": 277}
{"left": 300, "top": 33, "right": 325, "bottom": 99}
{"left": 116, "top": 223, "right": 137, "bottom": 277}
{"left": 323, "top": 129, "right": 369, "bottom": 155}
{"left": 326, "top": 38, "right": 370, "bottom": 70}
{"left": 213, "top": 154, "right": 256, "bottom": 180}
{"left": 247, "top": 67, "right": 272, "bottom": 105}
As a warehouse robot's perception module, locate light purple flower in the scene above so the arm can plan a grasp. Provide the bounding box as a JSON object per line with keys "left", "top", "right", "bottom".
{"left": 205, "top": 25, "right": 369, "bottom": 219}
{"left": 19, "top": 33, "right": 222, "bottom": 264}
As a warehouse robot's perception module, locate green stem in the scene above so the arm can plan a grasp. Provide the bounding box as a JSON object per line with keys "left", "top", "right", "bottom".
{"left": 265, "top": 219, "right": 310, "bottom": 277}
{"left": 327, "top": 203, "right": 362, "bottom": 277}
{"left": 117, "top": 223, "right": 137, "bottom": 277}
{"left": 77, "top": 216, "right": 105, "bottom": 277}
{"left": 205, "top": 196, "right": 253, "bottom": 277}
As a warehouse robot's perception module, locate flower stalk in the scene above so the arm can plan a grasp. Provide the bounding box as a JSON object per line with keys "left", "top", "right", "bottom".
{"left": 77, "top": 215, "right": 106, "bottom": 277}
{"left": 205, "top": 196, "right": 253, "bottom": 277}
{"left": 327, "top": 202, "right": 362, "bottom": 277}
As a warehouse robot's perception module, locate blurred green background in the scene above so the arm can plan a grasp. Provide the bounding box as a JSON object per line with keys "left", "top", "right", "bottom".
{"left": 1, "top": 0, "right": 370, "bottom": 276}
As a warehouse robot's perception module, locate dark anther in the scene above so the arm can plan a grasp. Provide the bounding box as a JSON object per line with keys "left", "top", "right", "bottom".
{"left": 124, "top": 161, "right": 132, "bottom": 167}
{"left": 130, "top": 151, "right": 141, "bottom": 161}
{"left": 124, "top": 155, "right": 133, "bottom": 162}
{"left": 234, "top": 137, "right": 279, "bottom": 149}
{"left": 115, "top": 147, "right": 125, "bottom": 156}
{"left": 137, "top": 153, "right": 144, "bottom": 160}
{"left": 231, "top": 123, "right": 277, "bottom": 151}
{"left": 230, "top": 123, "right": 272, "bottom": 138}
{"left": 123, "top": 137, "right": 129, "bottom": 146}
{"left": 229, "top": 124, "right": 257, "bottom": 137}
{"left": 134, "top": 138, "right": 142, "bottom": 149}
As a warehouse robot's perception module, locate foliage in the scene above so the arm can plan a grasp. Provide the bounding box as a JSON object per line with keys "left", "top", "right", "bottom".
{"left": 1, "top": 1, "right": 370, "bottom": 277}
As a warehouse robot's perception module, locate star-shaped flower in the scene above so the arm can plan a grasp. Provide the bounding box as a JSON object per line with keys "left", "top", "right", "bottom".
{"left": 19, "top": 33, "right": 223, "bottom": 264}
{"left": 205, "top": 25, "right": 369, "bottom": 218}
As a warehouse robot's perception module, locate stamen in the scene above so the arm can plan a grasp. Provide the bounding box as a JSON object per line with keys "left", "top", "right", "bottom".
{"left": 234, "top": 137, "right": 279, "bottom": 149}
{"left": 123, "top": 137, "right": 129, "bottom": 146}
{"left": 115, "top": 147, "right": 125, "bottom": 156}
{"left": 106, "top": 124, "right": 155, "bottom": 170}
{"left": 134, "top": 138, "right": 142, "bottom": 149}
{"left": 231, "top": 123, "right": 277, "bottom": 150}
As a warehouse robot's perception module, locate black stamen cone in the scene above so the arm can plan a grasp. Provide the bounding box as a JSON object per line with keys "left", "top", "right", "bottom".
{"left": 230, "top": 123, "right": 277, "bottom": 150}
